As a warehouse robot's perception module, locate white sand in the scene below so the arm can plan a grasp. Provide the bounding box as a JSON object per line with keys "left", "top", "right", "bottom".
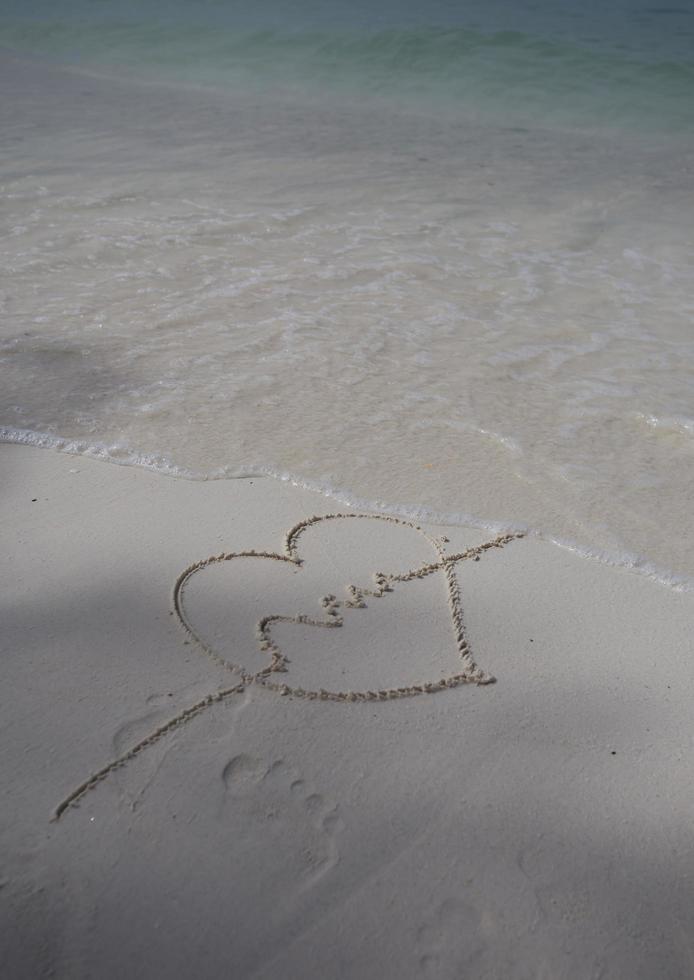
{"left": 2, "top": 442, "right": 693, "bottom": 979}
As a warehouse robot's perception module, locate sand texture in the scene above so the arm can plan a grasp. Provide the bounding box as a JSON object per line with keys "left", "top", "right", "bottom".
{"left": 2, "top": 443, "right": 694, "bottom": 979}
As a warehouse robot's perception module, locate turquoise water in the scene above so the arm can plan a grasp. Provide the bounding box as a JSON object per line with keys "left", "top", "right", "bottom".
{"left": 3, "top": 0, "right": 694, "bottom": 131}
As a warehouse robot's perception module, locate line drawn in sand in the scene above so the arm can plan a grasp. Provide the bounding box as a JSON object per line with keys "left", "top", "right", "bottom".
{"left": 54, "top": 513, "right": 523, "bottom": 819}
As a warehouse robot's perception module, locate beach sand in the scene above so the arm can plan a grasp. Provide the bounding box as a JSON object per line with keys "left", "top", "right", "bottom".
{"left": 2, "top": 441, "right": 693, "bottom": 978}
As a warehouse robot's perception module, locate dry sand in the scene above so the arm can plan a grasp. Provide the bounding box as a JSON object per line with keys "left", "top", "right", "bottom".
{"left": 1, "top": 442, "right": 693, "bottom": 979}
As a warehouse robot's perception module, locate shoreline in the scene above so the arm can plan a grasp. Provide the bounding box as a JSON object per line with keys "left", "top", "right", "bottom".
{"left": 2, "top": 428, "right": 692, "bottom": 596}
{"left": 2, "top": 441, "right": 694, "bottom": 977}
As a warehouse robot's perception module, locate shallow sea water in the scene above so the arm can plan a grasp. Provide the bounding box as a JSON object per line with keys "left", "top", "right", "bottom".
{"left": 2, "top": 0, "right": 694, "bottom": 588}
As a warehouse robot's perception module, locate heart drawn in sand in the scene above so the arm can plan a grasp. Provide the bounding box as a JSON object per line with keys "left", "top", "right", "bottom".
{"left": 53, "top": 513, "right": 523, "bottom": 819}
{"left": 173, "top": 513, "right": 522, "bottom": 702}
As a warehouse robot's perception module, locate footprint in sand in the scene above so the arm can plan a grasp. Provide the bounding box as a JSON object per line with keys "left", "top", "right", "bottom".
{"left": 417, "top": 897, "right": 485, "bottom": 977}
{"left": 221, "top": 754, "right": 344, "bottom": 892}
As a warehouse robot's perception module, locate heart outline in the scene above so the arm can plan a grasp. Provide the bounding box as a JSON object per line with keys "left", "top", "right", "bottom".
{"left": 53, "top": 513, "right": 523, "bottom": 819}
{"left": 173, "top": 512, "right": 522, "bottom": 701}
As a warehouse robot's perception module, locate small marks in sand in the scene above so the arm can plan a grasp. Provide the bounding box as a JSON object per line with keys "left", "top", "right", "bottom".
{"left": 220, "top": 755, "right": 343, "bottom": 890}
{"left": 53, "top": 513, "right": 523, "bottom": 820}
{"left": 417, "top": 897, "right": 485, "bottom": 976}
